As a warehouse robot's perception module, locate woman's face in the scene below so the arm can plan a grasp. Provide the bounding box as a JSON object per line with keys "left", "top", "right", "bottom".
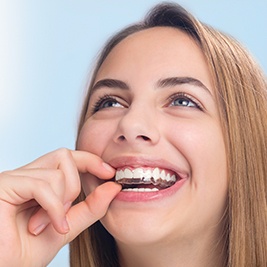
{"left": 77, "top": 27, "right": 227, "bottom": 247}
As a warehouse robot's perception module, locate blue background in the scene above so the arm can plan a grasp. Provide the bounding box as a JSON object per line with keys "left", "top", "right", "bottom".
{"left": 0, "top": 1, "right": 266, "bottom": 266}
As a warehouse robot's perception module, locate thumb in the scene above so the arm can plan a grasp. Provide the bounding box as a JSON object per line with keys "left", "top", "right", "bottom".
{"left": 64, "top": 182, "right": 121, "bottom": 243}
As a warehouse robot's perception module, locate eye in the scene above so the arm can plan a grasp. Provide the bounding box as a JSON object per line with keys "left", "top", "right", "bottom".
{"left": 92, "top": 94, "right": 125, "bottom": 113}
{"left": 168, "top": 92, "right": 202, "bottom": 110}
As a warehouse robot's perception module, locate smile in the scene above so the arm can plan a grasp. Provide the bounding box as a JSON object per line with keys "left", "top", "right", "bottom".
{"left": 115, "top": 167, "right": 178, "bottom": 192}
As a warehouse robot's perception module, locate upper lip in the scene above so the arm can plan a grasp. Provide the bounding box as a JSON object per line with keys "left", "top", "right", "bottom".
{"left": 108, "top": 155, "right": 189, "bottom": 180}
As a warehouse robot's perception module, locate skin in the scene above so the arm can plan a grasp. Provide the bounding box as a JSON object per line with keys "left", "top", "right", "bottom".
{"left": 0, "top": 27, "right": 228, "bottom": 267}
{"left": 0, "top": 149, "right": 121, "bottom": 267}
{"left": 77, "top": 27, "right": 228, "bottom": 267}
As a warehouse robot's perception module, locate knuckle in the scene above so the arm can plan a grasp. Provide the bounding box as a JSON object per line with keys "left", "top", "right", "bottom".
{"left": 34, "top": 178, "right": 50, "bottom": 190}
{"left": 55, "top": 148, "right": 72, "bottom": 160}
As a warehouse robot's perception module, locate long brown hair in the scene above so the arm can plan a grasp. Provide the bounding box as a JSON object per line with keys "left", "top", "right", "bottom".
{"left": 70, "top": 3, "right": 267, "bottom": 266}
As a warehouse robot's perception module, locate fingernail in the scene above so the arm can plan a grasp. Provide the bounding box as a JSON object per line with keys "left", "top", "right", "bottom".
{"left": 32, "top": 224, "right": 46, "bottom": 236}
{"left": 62, "top": 217, "right": 70, "bottom": 233}
{"left": 102, "top": 162, "right": 114, "bottom": 173}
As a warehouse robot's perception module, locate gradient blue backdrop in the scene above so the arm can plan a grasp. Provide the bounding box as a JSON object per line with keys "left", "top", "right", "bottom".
{"left": 0, "top": 1, "right": 266, "bottom": 266}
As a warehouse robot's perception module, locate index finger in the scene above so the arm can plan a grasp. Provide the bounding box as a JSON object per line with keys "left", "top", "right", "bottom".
{"left": 71, "top": 150, "right": 115, "bottom": 179}
{"left": 23, "top": 148, "right": 115, "bottom": 179}
{"left": 22, "top": 149, "right": 115, "bottom": 204}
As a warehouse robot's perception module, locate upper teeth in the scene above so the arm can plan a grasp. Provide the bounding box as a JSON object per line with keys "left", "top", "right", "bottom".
{"left": 115, "top": 167, "right": 176, "bottom": 187}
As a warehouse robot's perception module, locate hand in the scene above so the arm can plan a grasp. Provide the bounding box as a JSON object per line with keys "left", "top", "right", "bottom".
{"left": 0, "top": 148, "right": 121, "bottom": 267}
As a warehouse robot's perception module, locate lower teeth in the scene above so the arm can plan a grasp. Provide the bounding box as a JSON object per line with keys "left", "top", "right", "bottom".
{"left": 122, "top": 188, "right": 159, "bottom": 192}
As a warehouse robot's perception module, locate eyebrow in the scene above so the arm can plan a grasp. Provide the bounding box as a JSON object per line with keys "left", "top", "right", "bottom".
{"left": 91, "top": 76, "right": 211, "bottom": 95}
{"left": 157, "top": 77, "right": 211, "bottom": 95}
{"left": 91, "top": 79, "right": 129, "bottom": 93}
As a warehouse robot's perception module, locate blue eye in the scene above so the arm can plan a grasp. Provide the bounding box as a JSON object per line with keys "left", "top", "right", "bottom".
{"left": 92, "top": 95, "right": 124, "bottom": 113}
{"left": 169, "top": 93, "right": 202, "bottom": 109}
{"left": 171, "top": 97, "right": 195, "bottom": 107}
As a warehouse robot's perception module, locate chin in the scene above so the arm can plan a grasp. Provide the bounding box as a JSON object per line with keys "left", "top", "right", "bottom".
{"left": 100, "top": 202, "right": 179, "bottom": 247}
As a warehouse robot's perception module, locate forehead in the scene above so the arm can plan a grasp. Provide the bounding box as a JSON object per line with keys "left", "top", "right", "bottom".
{"left": 95, "top": 27, "right": 212, "bottom": 91}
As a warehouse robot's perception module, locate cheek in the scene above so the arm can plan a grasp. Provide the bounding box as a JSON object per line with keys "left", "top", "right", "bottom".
{"left": 168, "top": 120, "right": 227, "bottom": 184}
{"left": 169, "top": 120, "right": 225, "bottom": 160}
{"left": 168, "top": 122, "right": 228, "bottom": 224}
{"left": 77, "top": 120, "right": 117, "bottom": 196}
{"left": 77, "top": 120, "right": 114, "bottom": 155}
{"left": 190, "top": 124, "right": 227, "bottom": 199}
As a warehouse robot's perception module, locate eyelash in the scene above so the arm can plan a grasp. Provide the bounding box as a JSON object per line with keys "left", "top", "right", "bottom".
{"left": 91, "top": 92, "right": 203, "bottom": 114}
{"left": 167, "top": 92, "right": 203, "bottom": 110}
{"left": 91, "top": 94, "right": 122, "bottom": 113}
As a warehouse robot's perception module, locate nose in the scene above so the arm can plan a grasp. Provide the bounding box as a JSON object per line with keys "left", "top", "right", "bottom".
{"left": 113, "top": 104, "right": 160, "bottom": 146}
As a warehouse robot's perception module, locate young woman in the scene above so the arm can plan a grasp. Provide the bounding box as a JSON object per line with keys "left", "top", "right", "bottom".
{"left": 0, "top": 2, "right": 266, "bottom": 267}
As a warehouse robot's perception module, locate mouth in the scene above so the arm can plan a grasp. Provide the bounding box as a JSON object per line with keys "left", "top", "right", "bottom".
{"left": 115, "top": 167, "right": 179, "bottom": 192}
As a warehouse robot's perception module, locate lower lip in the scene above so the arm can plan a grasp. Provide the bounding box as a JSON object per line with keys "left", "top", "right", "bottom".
{"left": 114, "top": 178, "right": 187, "bottom": 202}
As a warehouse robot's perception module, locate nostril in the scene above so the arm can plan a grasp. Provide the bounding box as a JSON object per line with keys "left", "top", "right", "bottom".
{"left": 118, "top": 135, "right": 126, "bottom": 141}
{"left": 139, "top": 135, "right": 150, "bottom": 141}
{"left": 117, "top": 134, "right": 151, "bottom": 142}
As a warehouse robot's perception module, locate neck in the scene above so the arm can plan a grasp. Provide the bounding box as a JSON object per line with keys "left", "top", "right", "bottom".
{"left": 117, "top": 231, "right": 226, "bottom": 267}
